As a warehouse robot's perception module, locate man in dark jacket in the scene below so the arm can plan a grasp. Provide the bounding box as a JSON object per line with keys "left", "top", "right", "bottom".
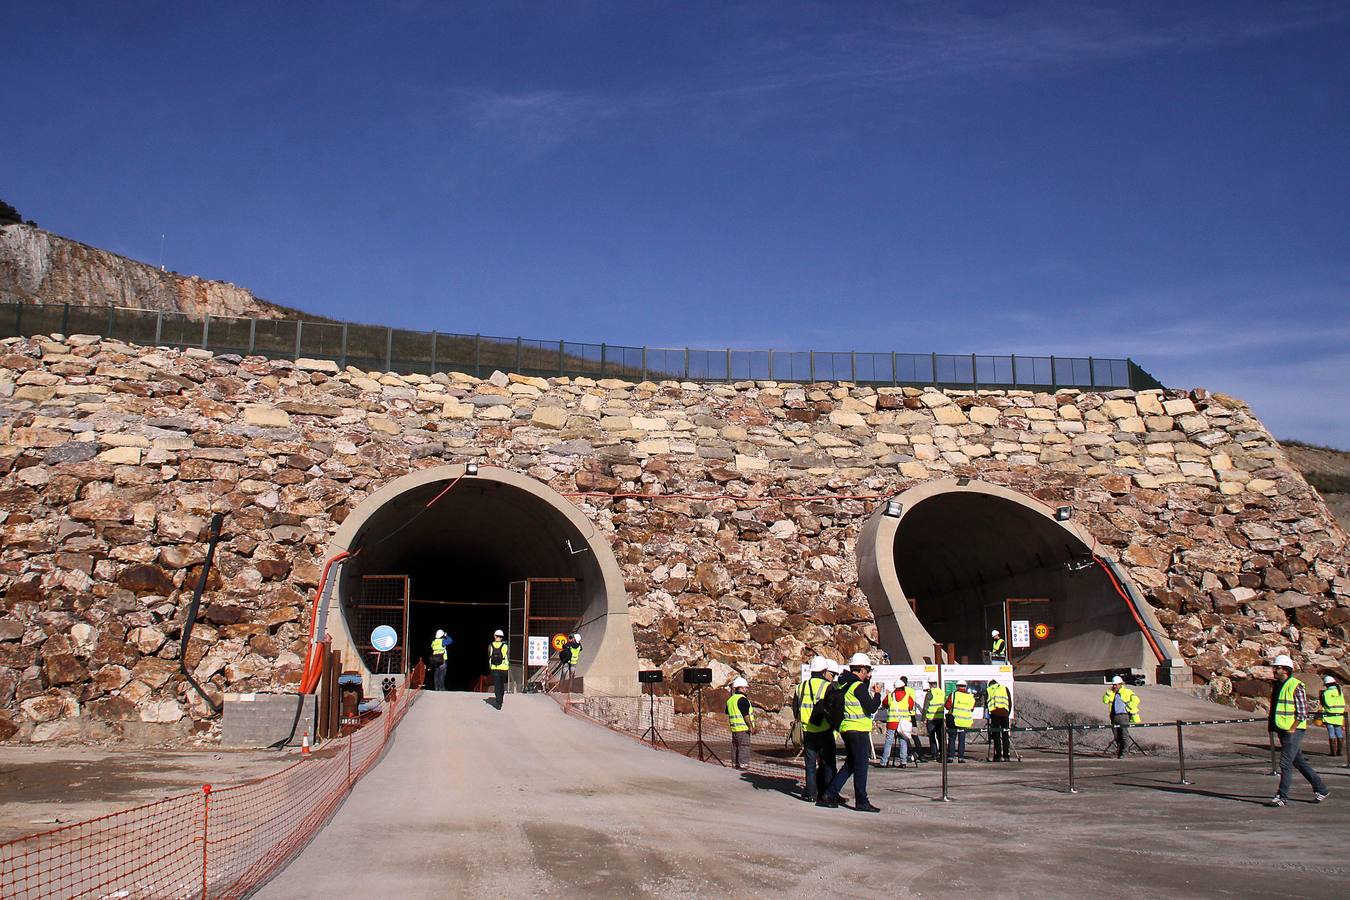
{"left": 823, "top": 653, "right": 884, "bottom": 812}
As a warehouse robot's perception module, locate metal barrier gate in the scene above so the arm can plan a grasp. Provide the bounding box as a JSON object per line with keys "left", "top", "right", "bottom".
{"left": 507, "top": 578, "right": 583, "bottom": 690}
{"left": 346, "top": 575, "right": 410, "bottom": 673}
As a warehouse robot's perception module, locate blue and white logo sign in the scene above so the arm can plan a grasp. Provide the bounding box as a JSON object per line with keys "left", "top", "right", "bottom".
{"left": 370, "top": 625, "right": 398, "bottom": 653}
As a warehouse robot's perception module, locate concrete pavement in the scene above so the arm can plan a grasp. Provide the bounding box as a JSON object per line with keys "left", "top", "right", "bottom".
{"left": 256, "top": 691, "right": 1350, "bottom": 899}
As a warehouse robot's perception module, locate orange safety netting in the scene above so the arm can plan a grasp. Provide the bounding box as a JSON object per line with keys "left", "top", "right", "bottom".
{"left": 0, "top": 681, "right": 421, "bottom": 900}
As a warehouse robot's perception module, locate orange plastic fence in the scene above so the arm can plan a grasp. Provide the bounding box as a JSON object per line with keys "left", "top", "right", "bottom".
{"left": 0, "top": 683, "right": 420, "bottom": 899}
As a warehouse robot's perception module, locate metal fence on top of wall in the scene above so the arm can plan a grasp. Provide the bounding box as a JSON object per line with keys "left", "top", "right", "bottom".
{"left": 0, "top": 301, "right": 1165, "bottom": 391}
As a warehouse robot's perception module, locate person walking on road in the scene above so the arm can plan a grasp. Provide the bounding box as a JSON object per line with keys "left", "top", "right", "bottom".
{"left": 488, "top": 629, "right": 509, "bottom": 710}
{"left": 727, "top": 676, "right": 756, "bottom": 770}
{"left": 946, "top": 680, "right": 975, "bottom": 763}
{"left": 985, "top": 678, "right": 1012, "bottom": 762}
{"left": 1320, "top": 675, "right": 1344, "bottom": 758}
{"left": 1267, "top": 655, "right": 1330, "bottom": 807}
{"left": 430, "top": 629, "right": 449, "bottom": 691}
{"left": 924, "top": 679, "right": 947, "bottom": 763}
{"left": 878, "top": 676, "right": 916, "bottom": 768}
{"left": 823, "top": 653, "right": 883, "bottom": 812}
{"left": 796, "top": 656, "right": 837, "bottom": 803}
{"left": 1102, "top": 676, "right": 1141, "bottom": 758}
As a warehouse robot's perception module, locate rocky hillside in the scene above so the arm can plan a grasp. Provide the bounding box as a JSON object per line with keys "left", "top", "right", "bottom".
{"left": 1284, "top": 441, "right": 1350, "bottom": 532}
{"left": 0, "top": 223, "right": 298, "bottom": 320}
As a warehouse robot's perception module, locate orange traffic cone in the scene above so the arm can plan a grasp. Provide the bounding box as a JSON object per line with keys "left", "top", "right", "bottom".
{"left": 301, "top": 731, "right": 311, "bottom": 756}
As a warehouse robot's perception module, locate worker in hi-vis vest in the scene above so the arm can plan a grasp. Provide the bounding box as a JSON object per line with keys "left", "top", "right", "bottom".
{"left": 1267, "top": 654, "right": 1329, "bottom": 807}
{"left": 823, "top": 653, "right": 883, "bottom": 812}
{"left": 488, "top": 629, "right": 509, "bottom": 710}
{"left": 945, "top": 680, "right": 976, "bottom": 763}
{"left": 1320, "top": 675, "right": 1344, "bottom": 758}
{"left": 1102, "top": 676, "right": 1141, "bottom": 758}
{"left": 924, "top": 679, "right": 947, "bottom": 763}
{"left": 559, "top": 633, "right": 582, "bottom": 690}
{"left": 990, "top": 629, "right": 1007, "bottom": 661}
{"left": 984, "top": 678, "right": 1012, "bottom": 761}
{"left": 726, "top": 676, "right": 756, "bottom": 770}
{"left": 430, "top": 629, "right": 449, "bottom": 691}
{"left": 796, "top": 656, "right": 837, "bottom": 803}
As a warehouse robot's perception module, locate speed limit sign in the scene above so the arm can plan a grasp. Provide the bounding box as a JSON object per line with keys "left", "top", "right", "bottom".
{"left": 551, "top": 633, "right": 568, "bottom": 652}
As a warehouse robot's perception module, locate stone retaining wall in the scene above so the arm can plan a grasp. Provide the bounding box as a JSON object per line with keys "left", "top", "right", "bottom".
{"left": 0, "top": 333, "right": 1345, "bottom": 742}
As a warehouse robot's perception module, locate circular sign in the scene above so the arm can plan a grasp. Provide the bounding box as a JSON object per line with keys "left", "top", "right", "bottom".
{"left": 551, "top": 633, "right": 568, "bottom": 652}
{"left": 1033, "top": 623, "right": 1050, "bottom": 640}
{"left": 370, "top": 625, "right": 398, "bottom": 652}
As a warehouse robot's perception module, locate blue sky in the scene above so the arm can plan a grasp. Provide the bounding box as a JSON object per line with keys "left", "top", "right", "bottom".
{"left": 6, "top": 1, "right": 1349, "bottom": 445}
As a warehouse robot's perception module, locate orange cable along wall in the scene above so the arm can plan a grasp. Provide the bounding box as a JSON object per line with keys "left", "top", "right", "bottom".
{"left": 0, "top": 673, "right": 422, "bottom": 899}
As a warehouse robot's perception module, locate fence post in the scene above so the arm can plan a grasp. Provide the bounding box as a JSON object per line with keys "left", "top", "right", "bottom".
{"left": 14, "top": 302, "right": 21, "bottom": 337}
{"left": 600, "top": 342, "right": 606, "bottom": 377}
{"left": 1010, "top": 354, "right": 1018, "bottom": 388}
{"left": 684, "top": 347, "right": 690, "bottom": 380}
{"left": 1050, "top": 355, "right": 1057, "bottom": 390}
{"left": 1176, "top": 720, "right": 1192, "bottom": 784}
{"left": 1067, "top": 726, "right": 1078, "bottom": 793}
{"left": 474, "top": 334, "right": 481, "bottom": 377}
{"left": 891, "top": 351, "right": 897, "bottom": 386}
{"left": 1088, "top": 356, "right": 1096, "bottom": 388}
{"left": 385, "top": 327, "right": 393, "bottom": 371}
{"left": 61, "top": 303, "right": 69, "bottom": 336}
{"left": 516, "top": 336, "right": 523, "bottom": 374}
{"left": 107, "top": 306, "right": 115, "bottom": 337}
{"left": 641, "top": 347, "right": 647, "bottom": 382}
{"left": 850, "top": 351, "right": 856, "bottom": 383}
{"left": 202, "top": 314, "right": 211, "bottom": 350}
{"left": 155, "top": 311, "right": 164, "bottom": 346}
{"left": 726, "top": 348, "right": 732, "bottom": 384}
{"left": 247, "top": 318, "right": 256, "bottom": 355}
{"left": 971, "top": 353, "right": 978, "bottom": 391}
{"left": 558, "top": 340, "right": 565, "bottom": 377}
{"left": 294, "top": 321, "right": 303, "bottom": 361}
{"left": 429, "top": 331, "right": 437, "bottom": 374}
{"left": 767, "top": 348, "right": 773, "bottom": 381}
{"left": 341, "top": 323, "right": 349, "bottom": 370}
{"left": 808, "top": 350, "right": 815, "bottom": 383}
{"left": 930, "top": 352, "right": 938, "bottom": 386}
{"left": 200, "top": 783, "right": 212, "bottom": 898}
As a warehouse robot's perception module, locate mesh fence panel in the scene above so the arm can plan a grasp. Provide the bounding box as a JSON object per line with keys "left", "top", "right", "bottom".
{"left": 0, "top": 685, "right": 420, "bottom": 899}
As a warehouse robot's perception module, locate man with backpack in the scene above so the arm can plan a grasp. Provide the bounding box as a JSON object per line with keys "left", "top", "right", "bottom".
{"left": 796, "top": 656, "right": 836, "bottom": 804}
{"left": 924, "top": 679, "right": 948, "bottom": 763}
{"left": 559, "top": 633, "right": 582, "bottom": 691}
{"left": 488, "top": 629, "right": 509, "bottom": 710}
{"left": 822, "top": 653, "right": 883, "bottom": 812}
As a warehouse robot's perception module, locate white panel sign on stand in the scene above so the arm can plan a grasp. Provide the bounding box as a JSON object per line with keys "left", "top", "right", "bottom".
{"left": 527, "top": 636, "right": 550, "bottom": 667}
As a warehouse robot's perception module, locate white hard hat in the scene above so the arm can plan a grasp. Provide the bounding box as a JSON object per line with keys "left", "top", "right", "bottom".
{"left": 493, "top": 629, "right": 504, "bottom": 638}
{"left": 732, "top": 676, "right": 748, "bottom": 689}
{"left": 1272, "top": 654, "right": 1294, "bottom": 669}
{"left": 435, "top": 629, "right": 445, "bottom": 638}
{"left": 829, "top": 660, "right": 845, "bottom": 674}
{"left": 848, "top": 652, "right": 872, "bottom": 668}
{"left": 1324, "top": 675, "right": 1336, "bottom": 685}
{"left": 810, "top": 655, "right": 829, "bottom": 672}
{"left": 572, "top": 633, "right": 581, "bottom": 641}
{"left": 991, "top": 629, "right": 1000, "bottom": 637}
{"left": 1111, "top": 675, "right": 1124, "bottom": 684}
{"left": 957, "top": 679, "right": 968, "bottom": 687}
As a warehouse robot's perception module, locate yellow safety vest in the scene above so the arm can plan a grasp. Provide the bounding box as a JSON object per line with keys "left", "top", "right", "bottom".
{"left": 992, "top": 637, "right": 1007, "bottom": 656}
{"left": 430, "top": 637, "right": 445, "bottom": 659}
{"left": 985, "top": 683, "right": 1011, "bottom": 713}
{"left": 1274, "top": 677, "right": 1306, "bottom": 732}
{"left": 564, "top": 642, "right": 582, "bottom": 666}
{"left": 884, "top": 692, "right": 901, "bottom": 725}
{"left": 924, "top": 687, "right": 947, "bottom": 722}
{"left": 1320, "top": 686, "right": 1344, "bottom": 727}
{"left": 951, "top": 691, "right": 975, "bottom": 729}
{"left": 488, "top": 641, "right": 509, "bottom": 671}
{"left": 799, "top": 677, "right": 832, "bottom": 734}
{"left": 840, "top": 682, "right": 872, "bottom": 733}
{"left": 1101, "top": 687, "right": 1142, "bottom": 724}
{"left": 727, "top": 694, "right": 754, "bottom": 732}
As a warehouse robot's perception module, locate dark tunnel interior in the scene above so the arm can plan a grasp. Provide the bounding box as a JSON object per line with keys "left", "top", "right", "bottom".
{"left": 340, "top": 479, "right": 594, "bottom": 690}
{"left": 893, "top": 491, "right": 1146, "bottom": 679}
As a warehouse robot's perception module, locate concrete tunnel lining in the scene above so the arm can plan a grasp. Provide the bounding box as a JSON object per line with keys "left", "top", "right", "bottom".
{"left": 857, "top": 478, "right": 1183, "bottom": 683}
{"left": 321, "top": 465, "right": 640, "bottom": 696}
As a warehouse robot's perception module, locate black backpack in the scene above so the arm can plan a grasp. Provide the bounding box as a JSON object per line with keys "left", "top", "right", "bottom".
{"left": 820, "top": 683, "right": 847, "bottom": 731}
{"left": 490, "top": 643, "right": 504, "bottom": 666}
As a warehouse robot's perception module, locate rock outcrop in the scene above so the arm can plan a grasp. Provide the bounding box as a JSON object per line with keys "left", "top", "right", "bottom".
{"left": 0, "top": 224, "right": 293, "bottom": 320}
{"left": 0, "top": 332, "right": 1345, "bottom": 744}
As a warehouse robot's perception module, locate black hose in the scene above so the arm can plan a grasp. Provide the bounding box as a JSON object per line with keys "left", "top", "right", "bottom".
{"left": 180, "top": 512, "right": 225, "bottom": 715}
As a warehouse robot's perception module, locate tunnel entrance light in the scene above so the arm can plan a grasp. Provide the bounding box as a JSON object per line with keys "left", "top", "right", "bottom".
{"left": 884, "top": 499, "right": 903, "bottom": 518}
{"left": 1055, "top": 506, "right": 1072, "bottom": 521}
{"left": 465, "top": 462, "right": 479, "bottom": 476}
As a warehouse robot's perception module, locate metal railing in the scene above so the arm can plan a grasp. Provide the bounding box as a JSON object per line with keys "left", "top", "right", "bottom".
{"left": 0, "top": 301, "right": 1164, "bottom": 390}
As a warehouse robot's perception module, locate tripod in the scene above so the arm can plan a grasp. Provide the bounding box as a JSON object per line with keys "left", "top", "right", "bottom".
{"left": 640, "top": 680, "right": 669, "bottom": 749}
{"left": 685, "top": 684, "right": 723, "bottom": 765}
